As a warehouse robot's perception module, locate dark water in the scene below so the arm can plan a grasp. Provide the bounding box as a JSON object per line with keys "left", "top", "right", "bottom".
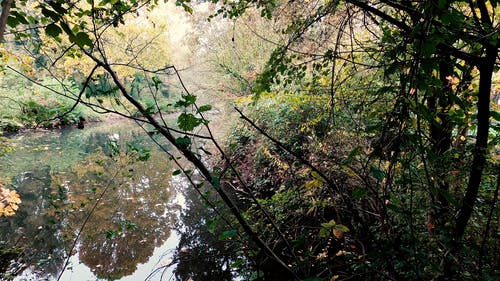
{"left": 0, "top": 121, "right": 239, "bottom": 281}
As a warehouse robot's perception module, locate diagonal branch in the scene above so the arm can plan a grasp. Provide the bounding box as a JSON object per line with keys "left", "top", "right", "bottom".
{"left": 83, "top": 49, "right": 299, "bottom": 279}
{"left": 49, "top": 63, "right": 100, "bottom": 121}
{"left": 235, "top": 106, "right": 339, "bottom": 191}
{"left": 170, "top": 66, "right": 304, "bottom": 271}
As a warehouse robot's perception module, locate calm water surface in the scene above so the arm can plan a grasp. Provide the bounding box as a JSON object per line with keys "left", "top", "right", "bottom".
{"left": 0, "top": 120, "right": 238, "bottom": 281}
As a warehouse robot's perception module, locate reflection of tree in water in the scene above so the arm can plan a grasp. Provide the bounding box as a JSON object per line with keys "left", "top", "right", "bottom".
{"left": 66, "top": 150, "right": 176, "bottom": 279}
{"left": 0, "top": 126, "right": 177, "bottom": 280}
{"left": 0, "top": 166, "right": 67, "bottom": 278}
{"left": 173, "top": 184, "right": 240, "bottom": 281}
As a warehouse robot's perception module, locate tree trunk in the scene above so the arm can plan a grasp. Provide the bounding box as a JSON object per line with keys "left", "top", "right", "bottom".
{"left": 428, "top": 54, "right": 454, "bottom": 226}
{"left": 441, "top": 44, "right": 498, "bottom": 280}
{"left": 454, "top": 46, "right": 496, "bottom": 241}
{"left": 0, "top": 0, "right": 14, "bottom": 42}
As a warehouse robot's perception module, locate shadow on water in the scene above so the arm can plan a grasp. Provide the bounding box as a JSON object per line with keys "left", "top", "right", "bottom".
{"left": 0, "top": 121, "right": 242, "bottom": 281}
{"left": 174, "top": 182, "right": 240, "bottom": 281}
{"left": 168, "top": 175, "right": 241, "bottom": 281}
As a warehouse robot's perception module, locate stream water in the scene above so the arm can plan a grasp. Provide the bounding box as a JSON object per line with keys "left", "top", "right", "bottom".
{"left": 0, "top": 120, "right": 239, "bottom": 281}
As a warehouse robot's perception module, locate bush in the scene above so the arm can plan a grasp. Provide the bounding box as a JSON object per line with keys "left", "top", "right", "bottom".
{"left": 17, "top": 99, "right": 83, "bottom": 128}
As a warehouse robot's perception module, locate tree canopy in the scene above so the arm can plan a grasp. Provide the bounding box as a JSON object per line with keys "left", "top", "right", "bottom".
{"left": 0, "top": 0, "right": 499, "bottom": 280}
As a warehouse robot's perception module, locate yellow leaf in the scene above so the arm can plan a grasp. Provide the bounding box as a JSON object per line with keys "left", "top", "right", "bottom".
{"left": 335, "top": 250, "right": 345, "bottom": 256}
{"left": 316, "top": 251, "right": 328, "bottom": 260}
{"left": 0, "top": 186, "right": 21, "bottom": 217}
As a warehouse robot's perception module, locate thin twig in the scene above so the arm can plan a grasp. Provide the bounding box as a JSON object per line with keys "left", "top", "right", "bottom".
{"left": 84, "top": 52, "right": 298, "bottom": 279}
{"left": 171, "top": 66, "right": 304, "bottom": 272}
{"left": 235, "top": 106, "right": 339, "bottom": 191}
{"left": 51, "top": 63, "right": 100, "bottom": 121}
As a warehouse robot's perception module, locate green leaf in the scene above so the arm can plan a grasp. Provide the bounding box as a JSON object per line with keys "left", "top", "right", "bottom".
{"left": 181, "top": 3, "right": 193, "bottom": 14}
{"left": 490, "top": 111, "right": 500, "bottom": 122}
{"left": 59, "top": 21, "right": 72, "bottom": 35}
{"left": 206, "top": 218, "right": 218, "bottom": 234}
{"left": 343, "top": 146, "right": 361, "bottom": 165}
{"left": 45, "top": 23, "right": 62, "bottom": 38}
{"left": 387, "top": 203, "right": 401, "bottom": 213}
{"left": 144, "top": 104, "right": 156, "bottom": 115}
{"left": 11, "top": 11, "right": 29, "bottom": 24}
{"left": 177, "top": 113, "right": 202, "bottom": 131}
{"left": 105, "top": 230, "right": 117, "bottom": 239}
{"left": 352, "top": 187, "right": 367, "bottom": 199}
{"left": 6, "top": 16, "right": 19, "bottom": 27}
{"left": 218, "top": 229, "right": 238, "bottom": 240}
{"left": 320, "top": 219, "right": 336, "bottom": 237}
{"left": 438, "top": 189, "right": 459, "bottom": 207}
{"left": 197, "top": 104, "right": 212, "bottom": 113}
{"left": 175, "top": 136, "right": 191, "bottom": 148}
{"left": 370, "top": 166, "right": 385, "bottom": 181}
{"left": 230, "top": 259, "right": 244, "bottom": 269}
{"left": 212, "top": 175, "right": 220, "bottom": 190}
{"left": 175, "top": 94, "right": 197, "bottom": 108}
{"left": 249, "top": 270, "right": 264, "bottom": 281}
{"left": 311, "top": 171, "right": 326, "bottom": 183}
{"left": 48, "top": 1, "right": 67, "bottom": 15}
{"left": 70, "top": 32, "right": 93, "bottom": 48}
{"left": 334, "top": 224, "right": 350, "bottom": 232}
{"left": 172, "top": 169, "right": 181, "bottom": 176}
{"left": 421, "top": 40, "right": 437, "bottom": 57}
{"left": 319, "top": 227, "right": 330, "bottom": 238}
{"left": 41, "top": 7, "right": 61, "bottom": 21}
{"left": 151, "top": 76, "right": 163, "bottom": 90}
{"left": 321, "top": 220, "right": 336, "bottom": 229}
{"left": 136, "top": 150, "right": 150, "bottom": 162}
{"left": 437, "top": 0, "right": 447, "bottom": 8}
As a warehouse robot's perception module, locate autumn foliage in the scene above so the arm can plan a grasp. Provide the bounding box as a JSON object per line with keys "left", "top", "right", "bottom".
{"left": 0, "top": 184, "right": 21, "bottom": 217}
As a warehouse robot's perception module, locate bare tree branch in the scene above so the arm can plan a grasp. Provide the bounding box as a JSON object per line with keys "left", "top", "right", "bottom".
{"left": 235, "top": 106, "right": 339, "bottom": 191}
